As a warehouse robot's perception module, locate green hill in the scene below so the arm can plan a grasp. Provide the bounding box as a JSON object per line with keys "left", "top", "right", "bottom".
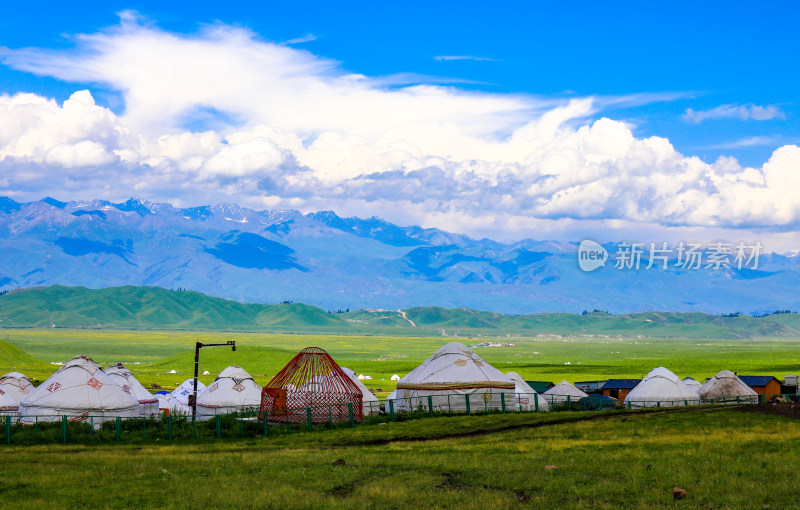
{"left": 2, "top": 285, "right": 800, "bottom": 339}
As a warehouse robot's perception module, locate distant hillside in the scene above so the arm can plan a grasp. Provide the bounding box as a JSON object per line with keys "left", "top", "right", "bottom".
{"left": 2, "top": 285, "right": 800, "bottom": 339}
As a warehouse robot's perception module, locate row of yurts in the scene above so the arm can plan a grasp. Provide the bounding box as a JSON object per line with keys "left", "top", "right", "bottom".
{"left": 0, "top": 342, "right": 758, "bottom": 422}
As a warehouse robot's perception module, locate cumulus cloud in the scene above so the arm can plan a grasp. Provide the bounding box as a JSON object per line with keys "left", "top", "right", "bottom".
{"left": 0, "top": 15, "right": 799, "bottom": 244}
{"left": 683, "top": 103, "right": 784, "bottom": 123}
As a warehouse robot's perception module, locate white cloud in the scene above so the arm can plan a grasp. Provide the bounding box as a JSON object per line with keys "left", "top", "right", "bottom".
{"left": 0, "top": 16, "right": 799, "bottom": 245}
{"left": 683, "top": 103, "right": 784, "bottom": 123}
{"left": 434, "top": 55, "right": 500, "bottom": 62}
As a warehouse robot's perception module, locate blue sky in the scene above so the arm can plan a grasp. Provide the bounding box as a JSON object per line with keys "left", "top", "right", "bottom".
{"left": 0, "top": 2, "right": 798, "bottom": 247}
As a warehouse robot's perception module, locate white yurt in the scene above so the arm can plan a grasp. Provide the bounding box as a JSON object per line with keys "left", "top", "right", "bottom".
{"left": 105, "top": 363, "right": 159, "bottom": 417}
{"left": 172, "top": 378, "right": 207, "bottom": 406}
{"left": 392, "top": 342, "right": 515, "bottom": 413}
{"left": 699, "top": 370, "right": 759, "bottom": 403}
{"left": 196, "top": 366, "right": 262, "bottom": 418}
{"left": 542, "top": 381, "right": 588, "bottom": 405}
{"left": 154, "top": 392, "right": 186, "bottom": 415}
{"left": 625, "top": 367, "right": 700, "bottom": 408}
{"left": 340, "top": 367, "right": 380, "bottom": 416}
{"left": 18, "top": 355, "right": 139, "bottom": 425}
{"left": 0, "top": 372, "right": 35, "bottom": 412}
{"left": 682, "top": 377, "right": 704, "bottom": 393}
{"left": 390, "top": 374, "right": 401, "bottom": 381}
{"left": 505, "top": 372, "right": 549, "bottom": 412}
{"left": 384, "top": 389, "right": 398, "bottom": 412}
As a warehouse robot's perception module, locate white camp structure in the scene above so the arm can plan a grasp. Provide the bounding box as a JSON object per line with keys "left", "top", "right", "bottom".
{"left": 699, "top": 370, "right": 759, "bottom": 403}
{"left": 196, "top": 366, "right": 262, "bottom": 418}
{"left": 155, "top": 392, "right": 184, "bottom": 415}
{"left": 172, "top": 378, "right": 207, "bottom": 406}
{"left": 625, "top": 367, "right": 700, "bottom": 408}
{"left": 542, "top": 381, "right": 588, "bottom": 405}
{"left": 341, "top": 367, "right": 380, "bottom": 416}
{"left": 0, "top": 372, "right": 35, "bottom": 412}
{"left": 18, "top": 355, "right": 139, "bottom": 425}
{"left": 682, "top": 377, "right": 704, "bottom": 393}
{"left": 390, "top": 374, "right": 401, "bottom": 381}
{"left": 505, "top": 372, "right": 549, "bottom": 412}
{"left": 105, "top": 363, "right": 159, "bottom": 417}
{"left": 390, "top": 342, "right": 515, "bottom": 413}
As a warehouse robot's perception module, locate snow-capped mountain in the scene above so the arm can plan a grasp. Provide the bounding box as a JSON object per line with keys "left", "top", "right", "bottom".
{"left": 0, "top": 196, "right": 798, "bottom": 314}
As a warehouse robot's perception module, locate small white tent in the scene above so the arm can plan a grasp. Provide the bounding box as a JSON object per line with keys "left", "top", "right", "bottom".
{"left": 172, "top": 378, "right": 207, "bottom": 406}
{"left": 505, "top": 372, "right": 549, "bottom": 412}
{"left": 390, "top": 374, "right": 400, "bottom": 381}
{"left": 19, "top": 355, "right": 139, "bottom": 425}
{"left": 196, "top": 366, "right": 262, "bottom": 418}
{"left": 682, "top": 377, "right": 703, "bottom": 393}
{"left": 340, "top": 367, "right": 380, "bottom": 416}
{"left": 105, "top": 363, "right": 159, "bottom": 417}
{"left": 625, "top": 367, "right": 700, "bottom": 408}
{"left": 699, "top": 370, "right": 758, "bottom": 403}
{"left": 0, "top": 372, "right": 35, "bottom": 412}
{"left": 393, "top": 342, "right": 515, "bottom": 413}
{"left": 542, "top": 381, "right": 588, "bottom": 405}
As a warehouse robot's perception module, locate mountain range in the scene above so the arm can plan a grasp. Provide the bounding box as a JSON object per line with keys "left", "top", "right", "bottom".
{"left": 3, "top": 285, "right": 800, "bottom": 339}
{"left": 0, "top": 196, "right": 798, "bottom": 314}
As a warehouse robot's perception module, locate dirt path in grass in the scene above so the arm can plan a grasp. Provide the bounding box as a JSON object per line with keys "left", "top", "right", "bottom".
{"left": 737, "top": 402, "right": 800, "bottom": 419}
{"left": 345, "top": 406, "right": 730, "bottom": 446}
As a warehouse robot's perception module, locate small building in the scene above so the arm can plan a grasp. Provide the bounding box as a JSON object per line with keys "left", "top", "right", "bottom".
{"left": 738, "top": 376, "right": 782, "bottom": 400}
{"left": 601, "top": 379, "right": 641, "bottom": 401}
{"left": 575, "top": 381, "right": 606, "bottom": 394}
{"left": 525, "top": 381, "right": 555, "bottom": 393}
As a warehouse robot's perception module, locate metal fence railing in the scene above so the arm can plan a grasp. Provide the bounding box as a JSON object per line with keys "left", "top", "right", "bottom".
{"left": 1, "top": 392, "right": 795, "bottom": 445}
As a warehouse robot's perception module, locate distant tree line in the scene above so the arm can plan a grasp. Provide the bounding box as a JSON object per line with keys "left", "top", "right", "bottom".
{"left": 328, "top": 308, "right": 351, "bottom": 314}
{"left": 580, "top": 309, "right": 610, "bottom": 315}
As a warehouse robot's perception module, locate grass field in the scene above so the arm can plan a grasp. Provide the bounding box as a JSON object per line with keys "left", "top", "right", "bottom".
{"left": 1, "top": 407, "right": 799, "bottom": 509}
{"left": 2, "top": 329, "right": 800, "bottom": 398}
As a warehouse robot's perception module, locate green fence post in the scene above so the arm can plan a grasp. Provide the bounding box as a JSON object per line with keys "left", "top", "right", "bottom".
{"left": 534, "top": 393, "right": 539, "bottom": 413}
{"left": 760, "top": 394, "right": 764, "bottom": 404}
{"left": 501, "top": 393, "right": 506, "bottom": 414}
{"left": 168, "top": 415, "right": 173, "bottom": 440}
{"left": 447, "top": 394, "right": 452, "bottom": 414}
{"left": 389, "top": 399, "right": 395, "bottom": 422}
{"left": 657, "top": 400, "right": 661, "bottom": 408}
{"left": 736, "top": 396, "right": 741, "bottom": 404}
{"left": 465, "top": 394, "right": 471, "bottom": 416}
{"left": 62, "top": 416, "right": 68, "bottom": 444}
{"left": 307, "top": 407, "right": 313, "bottom": 432}
{"left": 348, "top": 403, "right": 354, "bottom": 428}
{"left": 567, "top": 395, "right": 571, "bottom": 410}
{"left": 115, "top": 417, "right": 121, "bottom": 442}
{"left": 262, "top": 412, "right": 268, "bottom": 438}
{"left": 428, "top": 396, "right": 434, "bottom": 417}
{"left": 5, "top": 415, "right": 10, "bottom": 445}
{"left": 216, "top": 415, "right": 221, "bottom": 438}
{"left": 627, "top": 400, "right": 632, "bottom": 410}
{"left": 90, "top": 417, "right": 94, "bottom": 440}
{"left": 34, "top": 416, "right": 38, "bottom": 441}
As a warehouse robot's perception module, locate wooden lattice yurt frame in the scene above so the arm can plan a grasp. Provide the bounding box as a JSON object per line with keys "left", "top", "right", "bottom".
{"left": 259, "top": 347, "right": 363, "bottom": 424}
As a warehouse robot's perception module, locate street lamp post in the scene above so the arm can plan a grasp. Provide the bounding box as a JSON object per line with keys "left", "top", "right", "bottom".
{"left": 189, "top": 341, "right": 236, "bottom": 418}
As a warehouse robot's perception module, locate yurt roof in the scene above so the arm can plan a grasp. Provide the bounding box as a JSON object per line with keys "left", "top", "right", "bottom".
{"left": 542, "top": 381, "right": 589, "bottom": 398}
{"left": 105, "top": 363, "right": 157, "bottom": 404}
{"left": 396, "top": 342, "right": 514, "bottom": 391}
{"left": 699, "top": 370, "right": 758, "bottom": 399}
{"left": 506, "top": 372, "right": 537, "bottom": 393}
{"left": 20, "top": 355, "right": 138, "bottom": 412}
{"left": 340, "top": 367, "right": 379, "bottom": 403}
{"left": 198, "top": 365, "right": 261, "bottom": 409}
{"left": 626, "top": 367, "right": 699, "bottom": 402}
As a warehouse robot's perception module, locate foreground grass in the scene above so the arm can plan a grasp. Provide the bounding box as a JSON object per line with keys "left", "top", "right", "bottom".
{"left": 1, "top": 407, "right": 798, "bottom": 509}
